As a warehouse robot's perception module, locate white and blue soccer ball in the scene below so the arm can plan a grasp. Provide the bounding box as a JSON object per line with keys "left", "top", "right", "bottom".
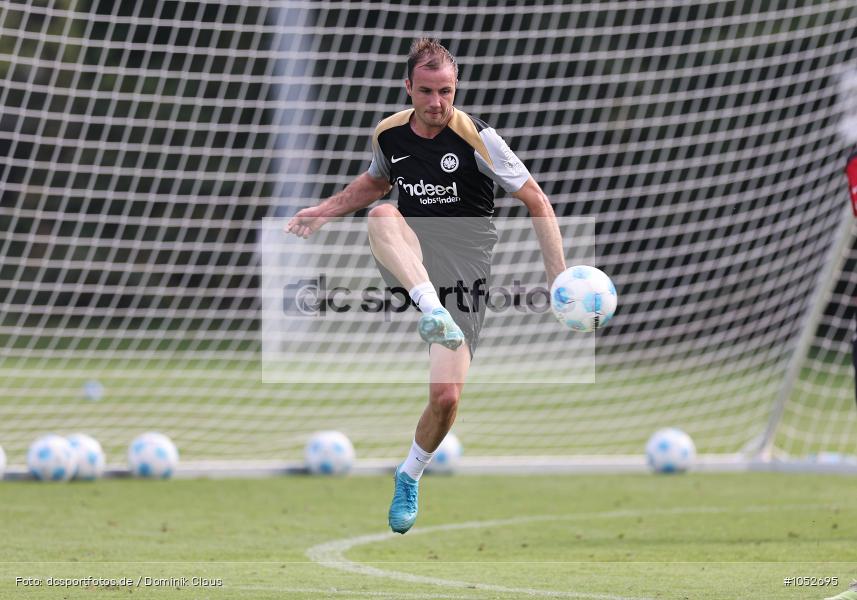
{"left": 67, "top": 433, "right": 106, "bottom": 480}
{"left": 645, "top": 428, "right": 696, "bottom": 474}
{"left": 0, "top": 444, "right": 6, "bottom": 480}
{"left": 128, "top": 432, "right": 179, "bottom": 479}
{"left": 426, "top": 431, "right": 463, "bottom": 474}
{"left": 550, "top": 265, "right": 618, "bottom": 332}
{"left": 305, "top": 430, "right": 355, "bottom": 475}
{"left": 27, "top": 434, "right": 76, "bottom": 482}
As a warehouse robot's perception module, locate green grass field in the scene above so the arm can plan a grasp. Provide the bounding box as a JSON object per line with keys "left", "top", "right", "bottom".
{"left": 1, "top": 473, "right": 855, "bottom": 600}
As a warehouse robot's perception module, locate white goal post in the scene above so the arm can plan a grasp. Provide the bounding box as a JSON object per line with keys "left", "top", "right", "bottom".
{"left": 1, "top": 1, "right": 856, "bottom": 474}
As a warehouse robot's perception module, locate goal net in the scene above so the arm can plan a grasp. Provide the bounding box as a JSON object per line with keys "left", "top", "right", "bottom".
{"left": 2, "top": 1, "right": 855, "bottom": 470}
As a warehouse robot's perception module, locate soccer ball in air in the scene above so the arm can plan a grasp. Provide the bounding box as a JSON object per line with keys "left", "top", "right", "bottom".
{"left": 0, "top": 444, "right": 6, "bottom": 480}
{"left": 128, "top": 432, "right": 179, "bottom": 479}
{"left": 426, "top": 431, "right": 463, "bottom": 474}
{"left": 550, "top": 266, "right": 617, "bottom": 332}
{"left": 645, "top": 428, "right": 696, "bottom": 474}
{"left": 305, "top": 430, "right": 355, "bottom": 475}
{"left": 27, "top": 434, "right": 76, "bottom": 482}
{"left": 68, "top": 433, "right": 106, "bottom": 480}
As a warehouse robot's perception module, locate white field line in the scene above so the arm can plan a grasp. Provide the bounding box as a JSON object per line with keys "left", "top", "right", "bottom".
{"left": 306, "top": 503, "right": 837, "bottom": 600}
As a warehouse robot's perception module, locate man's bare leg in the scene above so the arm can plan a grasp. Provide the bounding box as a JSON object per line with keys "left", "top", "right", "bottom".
{"left": 389, "top": 343, "right": 470, "bottom": 534}
{"left": 375, "top": 204, "right": 470, "bottom": 533}
{"left": 415, "top": 343, "right": 470, "bottom": 451}
{"left": 367, "top": 204, "right": 427, "bottom": 290}
{"left": 367, "top": 204, "right": 463, "bottom": 349}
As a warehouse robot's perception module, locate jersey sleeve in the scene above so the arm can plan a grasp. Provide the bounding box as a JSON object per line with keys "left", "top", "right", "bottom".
{"left": 474, "top": 128, "right": 531, "bottom": 193}
{"left": 367, "top": 133, "right": 391, "bottom": 181}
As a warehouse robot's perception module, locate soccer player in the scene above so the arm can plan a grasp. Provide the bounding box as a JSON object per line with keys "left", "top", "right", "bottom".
{"left": 286, "top": 38, "right": 566, "bottom": 534}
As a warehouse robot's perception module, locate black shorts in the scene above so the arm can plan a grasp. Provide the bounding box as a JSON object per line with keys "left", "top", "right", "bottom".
{"left": 373, "top": 217, "right": 497, "bottom": 356}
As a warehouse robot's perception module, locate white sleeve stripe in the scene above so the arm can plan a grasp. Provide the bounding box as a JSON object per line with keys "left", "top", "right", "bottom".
{"left": 477, "top": 128, "right": 530, "bottom": 193}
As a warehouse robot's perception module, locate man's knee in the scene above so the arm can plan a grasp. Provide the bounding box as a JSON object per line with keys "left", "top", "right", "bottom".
{"left": 367, "top": 204, "right": 403, "bottom": 243}
{"left": 430, "top": 384, "right": 460, "bottom": 416}
{"left": 368, "top": 203, "right": 401, "bottom": 219}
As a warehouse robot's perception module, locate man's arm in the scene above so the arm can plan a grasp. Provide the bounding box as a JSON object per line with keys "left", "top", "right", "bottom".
{"left": 286, "top": 172, "right": 391, "bottom": 238}
{"left": 512, "top": 176, "right": 567, "bottom": 285}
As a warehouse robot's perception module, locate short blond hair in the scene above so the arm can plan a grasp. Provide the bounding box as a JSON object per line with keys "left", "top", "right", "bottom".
{"left": 407, "top": 37, "right": 458, "bottom": 81}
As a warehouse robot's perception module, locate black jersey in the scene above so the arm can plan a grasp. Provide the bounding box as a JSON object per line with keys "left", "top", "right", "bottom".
{"left": 368, "top": 108, "right": 530, "bottom": 218}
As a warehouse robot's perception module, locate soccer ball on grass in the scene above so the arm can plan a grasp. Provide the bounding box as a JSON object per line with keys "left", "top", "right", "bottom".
{"left": 28, "top": 434, "right": 76, "bottom": 482}
{"left": 128, "top": 432, "right": 179, "bottom": 479}
{"left": 550, "top": 266, "right": 617, "bottom": 332}
{"left": 68, "top": 433, "right": 106, "bottom": 480}
{"left": 305, "top": 430, "right": 355, "bottom": 475}
{"left": 426, "top": 431, "right": 463, "bottom": 474}
{"left": 645, "top": 428, "right": 696, "bottom": 474}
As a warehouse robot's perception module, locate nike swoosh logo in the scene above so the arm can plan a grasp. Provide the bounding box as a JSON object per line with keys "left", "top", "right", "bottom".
{"left": 391, "top": 155, "right": 410, "bottom": 163}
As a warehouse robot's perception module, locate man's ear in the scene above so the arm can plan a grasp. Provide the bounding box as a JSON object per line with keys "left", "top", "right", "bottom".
{"left": 404, "top": 78, "right": 412, "bottom": 97}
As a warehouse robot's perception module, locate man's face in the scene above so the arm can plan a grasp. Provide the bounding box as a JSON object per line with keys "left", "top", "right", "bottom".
{"left": 405, "top": 62, "right": 456, "bottom": 133}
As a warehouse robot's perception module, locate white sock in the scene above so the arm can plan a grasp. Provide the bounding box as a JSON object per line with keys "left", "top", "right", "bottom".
{"left": 400, "top": 439, "right": 434, "bottom": 481}
{"left": 409, "top": 281, "right": 442, "bottom": 314}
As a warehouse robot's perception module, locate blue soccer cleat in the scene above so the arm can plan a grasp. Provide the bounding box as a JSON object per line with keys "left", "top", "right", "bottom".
{"left": 388, "top": 466, "right": 419, "bottom": 534}
{"left": 418, "top": 307, "right": 464, "bottom": 350}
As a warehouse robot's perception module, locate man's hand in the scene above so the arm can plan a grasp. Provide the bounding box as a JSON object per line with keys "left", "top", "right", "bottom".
{"left": 285, "top": 172, "right": 391, "bottom": 239}
{"left": 286, "top": 206, "right": 330, "bottom": 238}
